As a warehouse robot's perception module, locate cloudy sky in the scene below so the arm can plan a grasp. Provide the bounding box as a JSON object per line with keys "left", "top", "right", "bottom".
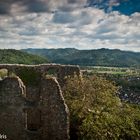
{"left": 0, "top": 0, "right": 140, "bottom": 51}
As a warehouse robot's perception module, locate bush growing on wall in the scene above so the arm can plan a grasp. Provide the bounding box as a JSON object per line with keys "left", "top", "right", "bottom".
{"left": 63, "top": 75, "right": 140, "bottom": 140}
{"left": 0, "top": 69, "right": 8, "bottom": 79}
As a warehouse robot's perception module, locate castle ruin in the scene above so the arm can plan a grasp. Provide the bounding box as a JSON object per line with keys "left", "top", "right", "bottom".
{"left": 0, "top": 64, "right": 80, "bottom": 140}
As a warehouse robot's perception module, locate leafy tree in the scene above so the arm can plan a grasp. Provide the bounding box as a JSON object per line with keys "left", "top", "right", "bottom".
{"left": 63, "top": 75, "right": 140, "bottom": 140}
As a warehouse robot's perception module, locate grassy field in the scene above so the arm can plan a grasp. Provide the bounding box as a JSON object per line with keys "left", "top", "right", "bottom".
{"left": 81, "top": 66, "right": 140, "bottom": 76}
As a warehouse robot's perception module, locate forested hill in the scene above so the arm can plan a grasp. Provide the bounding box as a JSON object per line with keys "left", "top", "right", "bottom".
{"left": 0, "top": 49, "right": 49, "bottom": 64}
{"left": 22, "top": 48, "right": 140, "bottom": 67}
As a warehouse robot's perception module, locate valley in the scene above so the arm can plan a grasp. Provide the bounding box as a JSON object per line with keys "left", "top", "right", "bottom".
{"left": 82, "top": 66, "right": 140, "bottom": 105}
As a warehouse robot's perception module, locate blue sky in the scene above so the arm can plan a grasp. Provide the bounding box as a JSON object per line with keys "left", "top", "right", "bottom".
{"left": 0, "top": 0, "right": 140, "bottom": 51}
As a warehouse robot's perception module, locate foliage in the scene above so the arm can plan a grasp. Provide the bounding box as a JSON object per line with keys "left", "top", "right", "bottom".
{"left": 23, "top": 48, "right": 140, "bottom": 68}
{"left": 46, "top": 68, "right": 58, "bottom": 77}
{"left": 22, "top": 48, "right": 78, "bottom": 62}
{"left": 63, "top": 75, "right": 140, "bottom": 140}
{"left": 0, "top": 49, "right": 48, "bottom": 64}
{"left": 0, "top": 69, "right": 8, "bottom": 79}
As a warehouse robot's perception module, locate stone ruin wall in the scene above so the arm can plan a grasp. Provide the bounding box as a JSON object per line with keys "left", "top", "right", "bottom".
{"left": 0, "top": 64, "right": 80, "bottom": 140}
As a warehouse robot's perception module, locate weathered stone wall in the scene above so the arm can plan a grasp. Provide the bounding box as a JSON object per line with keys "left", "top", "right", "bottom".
{"left": 0, "top": 64, "right": 80, "bottom": 82}
{"left": 40, "top": 77, "right": 69, "bottom": 140}
{"left": 0, "top": 64, "right": 80, "bottom": 140}
{"left": 0, "top": 77, "right": 26, "bottom": 140}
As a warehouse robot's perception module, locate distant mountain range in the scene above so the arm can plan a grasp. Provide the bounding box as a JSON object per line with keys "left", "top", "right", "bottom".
{"left": 0, "top": 49, "right": 48, "bottom": 64}
{"left": 22, "top": 48, "right": 140, "bottom": 68}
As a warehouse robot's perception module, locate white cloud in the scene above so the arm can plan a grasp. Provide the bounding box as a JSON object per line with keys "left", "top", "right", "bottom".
{"left": 0, "top": 6, "right": 140, "bottom": 52}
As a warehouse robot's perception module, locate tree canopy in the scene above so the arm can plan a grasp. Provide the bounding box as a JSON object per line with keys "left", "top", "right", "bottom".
{"left": 0, "top": 49, "right": 48, "bottom": 64}
{"left": 63, "top": 75, "right": 140, "bottom": 140}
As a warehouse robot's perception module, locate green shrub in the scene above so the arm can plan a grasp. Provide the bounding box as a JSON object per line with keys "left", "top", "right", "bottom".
{"left": 46, "top": 68, "right": 57, "bottom": 77}
{"left": 63, "top": 75, "right": 140, "bottom": 140}
{"left": 0, "top": 69, "right": 8, "bottom": 79}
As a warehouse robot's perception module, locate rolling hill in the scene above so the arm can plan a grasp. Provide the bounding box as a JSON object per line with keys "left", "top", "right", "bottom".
{"left": 0, "top": 49, "right": 49, "bottom": 64}
{"left": 22, "top": 48, "right": 140, "bottom": 68}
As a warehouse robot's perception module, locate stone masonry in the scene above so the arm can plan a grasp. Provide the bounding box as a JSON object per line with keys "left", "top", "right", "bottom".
{"left": 0, "top": 64, "right": 80, "bottom": 140}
